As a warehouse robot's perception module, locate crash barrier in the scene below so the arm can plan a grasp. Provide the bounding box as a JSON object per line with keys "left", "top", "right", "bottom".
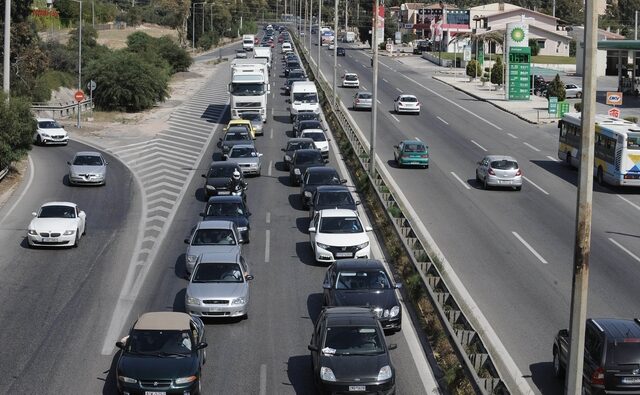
{"left": 31, "top": 99, "right": 93, "bottom": 120}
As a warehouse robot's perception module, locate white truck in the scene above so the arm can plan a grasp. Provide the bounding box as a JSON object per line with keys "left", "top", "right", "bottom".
{"left": 229, "top": 58, "right": 270, "bottom": 122}
{"left": 253, "top": 47, "right": 272, "bottom": 73}
{"left": 343, "top": 31, "right": 356, "bottom": 43}
{"left": 289, "top": 81, "right": 320, "bottom": 120}
{"left": 242, "top": 34, "right": 255, "bottom": 51}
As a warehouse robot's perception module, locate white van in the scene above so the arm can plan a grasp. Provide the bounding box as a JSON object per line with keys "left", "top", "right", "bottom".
{"left": 242, "top": 34, "right": 255, "bottom": 51}
{"left": 290, "top": 81, "right": 320, "bottom": 120}
{"left": 282, "top": 42, "right": 293, "bottom": 53}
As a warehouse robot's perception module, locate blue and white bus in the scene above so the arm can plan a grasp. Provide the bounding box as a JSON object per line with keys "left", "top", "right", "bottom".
{"left": 558, "top": 112, "right": 640, "bottom": 186}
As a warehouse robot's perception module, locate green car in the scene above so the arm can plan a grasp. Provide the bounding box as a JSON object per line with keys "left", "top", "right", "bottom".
{"left": 393, "top": 140, "right": 429, "bottom": 168}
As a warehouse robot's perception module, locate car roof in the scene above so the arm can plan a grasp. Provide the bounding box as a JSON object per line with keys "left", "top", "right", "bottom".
{"left": 590, "top": 318, "right": 640, "bottom": 341}
{"left": 315, "top": 185, "right": 350, "bottom": 193}
{"left": 287, "top": 137, "right": 315, "bottom": 144}
{"left": 319, "top": 208, "right": 358, "bottom": 217}
{"left": 42, "top": 201, "right": 76, "bottom": 208}
{"left": 485, "top": 155, "right": 518, "bottom": 162}
{"left": 401, "top": 140, "right": 425, "bottom": 145}
{"left": 228, "top": 119, "right": 252, "bottom": 126}
{"left": 306, "top": 166, "right": 337, "bottom": 174}
{"left": 207, "top": 195, "right": 243, "bottom": 204}
{"left": 36, "top": 117, "right": 56, "bottom": 122}
{"left": 294, "top": 148, "right": 322, "bottom": 155}
{"left": 344, "top": 72, "right": 357, "bottom": 76}
{"left": 134, "top": 312, "right": 192, "bottom": 331}
{"left": 399, "top": 94, "right": 417, "bottom": 99}
{"left": 198, "top": 250, "right": 241, "bottom": 264}
{"left": 73, "top": 151, "right": 102, "bottom": 156}
{"left": 334, "top": 259, "right": 387, "bottom": 271}
{"left": 301, "top": 129, "right": 325, "bottom": 134}
{"left": 208, "top": 161, "right": 239, "bottom": 168}
{"left": 196, "top": 220, "right": 236, "bottom": 229}
{"left": 323, "top": 307, "right": 379, "bottom": 325}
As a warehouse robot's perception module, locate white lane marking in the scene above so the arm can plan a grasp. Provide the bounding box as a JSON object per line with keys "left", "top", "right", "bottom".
{"left": 0, "top": 154, "right": 35, "bottom": 224}
{"left": 546, "top": 155, "right": 561, "bottom": 162}
{"left": 382, "top": 78, "right": 388, "bottom": 83}
{"left": 609, "top": 238, "right": 640, "bottom": 263}
{"left": 404, "top": 75, "right": 503, "bottom": 130}
{"left": 268, "top": 160, "right": 273, "bottom": 177}
{"left": 361, "top": 85, "right": 367, "bottom": 91}
{"left": 512, "top": 231, "right": 548, "bottom": 264}
{"left": 338, "top": 63, "right": 342, "bottom": 67}
{"left": 523, "top": 176, "right": 549, "bottom": 195}
{"left": 507, "top": 133, "right": 518, "bottom": 139}
{"left": 266, "top": 212, "right": 271, "bottom": 224}
{"left": 259, "top": 364, "right": 267, "bottom": 395}
{"left": 617, "top": 194, "right": 640, "bottom": 211}
{"left": 376, "top": 99, "right": 382, "bottom": 104}
{"left": 436, "top": 116, "right": 449, "bottom": 125}
{"left": 523, "top": 142, "right": 541, "bottom": 152}
{"left": 271, "top": 108, "right": 274, "bottom": 117}
{"left": 264, "top": 229, "right": 270, "bottom": 263}
{"left": 270, "top": 128, "right": 274, "bottom": 140}
{"left": 415, "top": 137, "right": 422, "bottom": 141}
{"left": 391, "top": 114, "right": 401, "bottom": 123}
{"left": 395, "top": 87, "right": 402, "bottom": 92}
{"left": 470, "top": 140, "right": 487, "bottom": 152}
{"left": 450, "top": 172, "right": 471, "bottom": 190}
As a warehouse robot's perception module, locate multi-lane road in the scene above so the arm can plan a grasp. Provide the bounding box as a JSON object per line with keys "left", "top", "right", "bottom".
{"left": 300, "top": 36, "right": 640, "bottom": 394}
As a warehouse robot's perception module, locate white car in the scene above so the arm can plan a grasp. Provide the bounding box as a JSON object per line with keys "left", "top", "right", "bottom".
{"left": 34, "top": 118, "right": 69, "bottom": 145}
{"left": 308, "top": 209, "right": 372, "bottom": 263}
{"left": 342, "top": 73, "right": 360, "bottom": 88}
{"left": 282, "top": 42, "right": 293, "bottom": 53}
{"left": 299, "top": 129, "right": 330, "bottom": 159}
{"left": 565, "top": 84, "right": 583, "bottom": 98}
{"left": 393, "top": 94, "right": 421, "bottom": 114}
{"left": 27, "top": 201, "right": 86, "bottom": 248}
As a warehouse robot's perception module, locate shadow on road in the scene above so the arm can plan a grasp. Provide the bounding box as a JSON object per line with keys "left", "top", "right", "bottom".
{"left": 529, "top": 361, "right": 562, "bottom": 395}
{"left": 289, "top": 194, "right": 305, "bottom": 211}
{"left": 200, "top": 104, "right": 228, "bottom": 123}
{"left": 100, "top": 349, "right": 120, "bottom": 395}
{"left": 286, "top": 354, "right": 315, "bottom": 395}
{"left": 306, "top": 292, "right": 323, "bottom": 325}
{"left": 295, "top": 241, "right": 318, "bottom": 267}
{"left": 173, "top": 288, "right": 186, "bottom": 312}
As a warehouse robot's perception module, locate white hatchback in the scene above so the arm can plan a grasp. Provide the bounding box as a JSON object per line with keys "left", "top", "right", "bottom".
{"left": 35, "top": 118, "right": 69, "bottom": 145}
{"left": 299, "top": 129, "right": 330, "bottom": 159}
{"left": 309, "top": 209, "right": 372, "bottom": 263}
{"left": 393, "top": 94, "right": 421, "bottom": 114}
{"left": 342, "top": 73, "right": 360, "bottom": 88}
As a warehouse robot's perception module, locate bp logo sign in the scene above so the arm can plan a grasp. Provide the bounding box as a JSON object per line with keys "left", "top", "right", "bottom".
{"left": 506, "top": 22, "right": 529, "bottom": 47}
{"left": 511, "top": 27, "right": 525, "bottom": 43}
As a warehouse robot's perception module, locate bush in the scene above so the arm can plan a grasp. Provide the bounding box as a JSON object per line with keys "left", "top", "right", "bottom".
{"left": 156, "top": 36, "right": 192, "bottom": 72}
{"left": 126, "top": 33, "right": 192, "bottom": 74}
{"left": 574, "top": 102, "right": 582, "bottom": 112}
{"left": 546, "top": 74, "right": 566, "bottom": 101}
{"left": 31, "top": 70, "right": 76, "bottom": 102}
{"left": 528, "top": 39, "right": 540, "bottom": 56}
{"left": 42, "top": 41, "right": 76, "bottom": 74}
{"left": 0, "top": 93, "right": 36, "bottom": 168}
{"left": 490, "top": 56, "right": 504, "bottom": 85}
{"left": 466, "top": 59, "right": 482, "bottom": 78}
{"left": 624, "top": 116, "right": 639, "bottom": 123}
{"left": 569, "top": 39, "right": 576, "bottom": 57}
{"left": 126, "top": 7, "right": 143, "bottom": 26}
{"left": 198, "top": 32, "right": 220, "bottom": 51}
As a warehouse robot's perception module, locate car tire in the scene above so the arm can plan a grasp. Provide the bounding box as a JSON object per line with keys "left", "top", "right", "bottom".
{"left": 483, "top": 177, "right": 489, "bottom": 190}
{"left": 514, "top": 185, "right": 522, "bottom": 191}
{"left": 597, "top": 167, "right": 605, "bottom": 186}
{"left": 576, "top": 92, "right": 582, "bottom": 99}
{"left": 553, "top": 349, "right": 565, "bottom": 378}
{"left": 565, "top": 152, "right": 571, "bottom": 167}
{"left": 36, "top": 135, "right": 42, "bottom": 146}
{"left": 475, "top": 170, "right": 480, "bottom": 182}
{"left": 73, "top": 231, "right": 79, "bottom": 248}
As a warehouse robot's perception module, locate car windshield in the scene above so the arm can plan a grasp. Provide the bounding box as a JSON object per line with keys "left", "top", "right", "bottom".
{"left": 39, "top": 205, "right": 75, "bottom": 218}
{"left": 490, "top": 160, "right": 518, "bottom": 170}
{"left": 72, "top": 155, "right": 103, "bottom": 166}
{"left": 308, "top": 171, "right": 340, "bottom": 185}
{"left": 287, "top": 141, "right": 315, "bottom": 151}
{"left": 191, "top": 229, "right": 236, "bottom": 245}
{"left": 38, "top": 120, "right": 61, "bottom": 129}
{"left": 128, "top": 329, "right": 193, "bottom": 355}
{"left": 606, "top": 342, "right": 640, "bottom": 364}
{"left": 206, "top": 202, "right": 245, "bottom": 217}
{"left": 295, "top": 151, "right": 323, "bottom": 165}
{"left": 207, "top": 166, "right": 236, "bottom": 178}
{"left": 345, "top": 75, "right": 358, "bottom": 81}
{"left": 403, "top": 144, "right": 426, "bottom": 153}
{"left": 400, "top": 96, "right": 417, "bottom": 102}
{"left": 300, "top": 121, "right": 322, "bottom": 130}
{"left": 323, "top": 326, "right": 384, "bottom": 355}
{"left": 192, "top": 262, "right": 244, "bottom": 283}
{"left": 335, "top": 270, "right": 391, "bottom": 289}
{"left": 302, "top": 132, "right": 326, "bottom": 142}
{"left": 289, "top": 71, "right": 305, "bottom": 78}
{"left": 229, "top": 147, "right": 258, "bottom": 158}
{"left": 224, "top": 131, "right": 251, "bottom": 142}
{"left": 319, "top": 216, "right": 362, "bottom": 233}
{"left": 317, "top": 191, "right": 354, "bottom": 206}
{"left": 293, "top": 92, "right": 318, "bottom": 103}
{"left": 357, "top": 93, "right": 372, "bottom": 99}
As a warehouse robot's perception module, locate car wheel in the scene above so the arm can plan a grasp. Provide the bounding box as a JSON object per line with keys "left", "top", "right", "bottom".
{"left": 36, "top": 135, "right": 42, "bottom": 146}
{"left": 565, "top": 152, "right": 571, "bottom": 167}
{"left": 475, "top": 170, "right": 480, "bottom": 182}
{"left": 597, "top": 167, "right": 605, "bottom": 186}
{"left": 73, "top": 231, "right": 79, "bottom": 248}
{"left": 514, "top": 185, "right": 522, "bottom": 191}
{"left": 483, "top": 177, "right": 489, "bottom": 190}
{"left": 553, "top": 349, "right": 564, "bottom": 378}
{"left": 576, "top": 92, "right": 582, "bottom": 98}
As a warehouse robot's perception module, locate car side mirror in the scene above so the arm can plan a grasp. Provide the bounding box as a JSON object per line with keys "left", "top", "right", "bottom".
{"left": 184, "top": 238, "right": 190, "bottom": 244}
{"left": 245, "top": 274, "right": 254, "bottom": 281}
{"left": 197, "top": 342, "right": 208, "bottom": 350}
{"left": 199, "top": 212, "right": 205, "bottom": 217}
{"left": 115, "top": 341, "right": 125, "bottom": 349}
{"left": 388, "top": 343, "right": 398, "bottom": 351}
{"left": 105, "top": 162, "right": 109, "bottom": 165}
{"left": 365, "top": 226, "right": 373, "bottom": 232}
{"left": 238, "top": 237, "right": 245, "bottom": 244}
{"left": 308, "top": 227, "right": 316, "bottom": 233}
{"left": 340, "top": 179, "right": 347, "bottom": 184}
{"left": 217, "top": 141, "right": 222, "bottom": 148}
{"left": 281, "top": 148, "right": 286, "bottom": 152}
{"left": 66, "top": 161, "right": 71, "bottom": 165}
{"left": 322, "top": 282, "right": 331, "bottom": 289}
{"left": 258, "top": 153, "right": 263, "bottom": 157}
{"left": 324, "top": 159, "right": 329, "bottom": 164}
{"left": 308, "top": 344, "right": 319, "bottom": 352}
{"left": 201, "top": 174, "right": 207, "bottom": 179}
{"left": 393, "top": 145, "right": 399, "bottom": 149}
{"left": 78, "top": 211, "right": 86, "bottom": 218}
{"left": 559, "top": 329, "right": 569, "bottom": 337}
{"left": 223, "top": 154, "right": 228, "bottom": 160}
{"left": 395, "top": 282, "right": 403, "bottom": 289}
{"left": 32, "top": 212, "right": 37, "bottom": 217}
{"left": 355, "top": 201, "right": 361, "bottom": 206}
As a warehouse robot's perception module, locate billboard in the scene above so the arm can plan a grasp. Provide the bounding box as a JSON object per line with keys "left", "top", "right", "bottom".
{"left": 375, "top": 5, "right": 385, "bottom": 45}
{"left": 506, "top": 22, "right": 529, "bottom": 48}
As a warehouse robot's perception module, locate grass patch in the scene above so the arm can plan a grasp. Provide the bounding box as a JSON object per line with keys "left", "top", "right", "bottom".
{"left": 532, "top": 55, "right": 576, "bottom": 64}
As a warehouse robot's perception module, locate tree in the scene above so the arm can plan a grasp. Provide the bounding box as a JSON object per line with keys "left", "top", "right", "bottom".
{"left": 0, "top": 93, "right": 36, "bottom": 169}
{"left": 490, "top": 56, "right": 504, "bottom": 86}
{"left": 546, "top": 74, "right": 566, "bottom": 101}
{"left": 466, "top": 59, "right": 482, "bottom": 79}
{"left": 528, "top": 39, "right": 540, "bottom": 56}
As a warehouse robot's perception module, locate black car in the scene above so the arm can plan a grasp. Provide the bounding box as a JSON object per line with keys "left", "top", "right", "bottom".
{"left": 300, "top": 167, "right": 345, "bottom": 209}
{"left": 116, "top": 312, "right": 208, "bottom": 395}
{"left": 285, "top": 60, "right": 302, "bottom": 76}
{"left": 285, "top": 76, "right": 307, "bottom": 94}
{"left": 281, "top": 137, "right": 316, "bottom": 170}
{"left": 201, "top": 195, "right": 251, "bottom": 242}
{"left": 288, "top": 69, "right": 306, "bottom": 79}
{"left": 308, "top": 307, "right": 396, "bottom": 395}
{"left": 336, "top": 47, "right": 346, "bottom": 56}
{"left": 296, "top": 119, "right": 324, "bottom": 137}
{"left": 289, "top": 148, "right": 326, "bottom": 186}
{"left": 217, "top": 127, "right": 253, "bottom": 155}
{"left": 322, "top": 260, "right": 402, "bottom": 332}
{"left": 309, "top": 185, "right": 359, "bottom": 219}
{"left": 293, "top": 112, "right": 321, "bottom": 133}
{"left": 201, "top": 161, "right": 244, "bottom": 198}
{"left": 553, "top": 318, "right": 640, "bottom": 394}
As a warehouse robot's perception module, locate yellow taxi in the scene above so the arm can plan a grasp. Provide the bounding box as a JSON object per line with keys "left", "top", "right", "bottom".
{"left": 225, "top": 119, "right": 256, "bottom": 140}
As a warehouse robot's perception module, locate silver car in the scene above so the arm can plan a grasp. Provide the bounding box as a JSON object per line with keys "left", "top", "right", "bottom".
{"left": 239, "top": 112, "right": 264, "bottom": 136}
{"left": 185, "top": 251, "right": 254, "bottom": 319}
{"left": 225, "top": 144, "right": 263, "bottom": 176}
{"left": 67, "top": 151, "right": 108, "bottom": 186}
{"left": 353, "top": 91, "right": 372, "bottom": 111}
{"left": 475, "top": 155, "right": 523, "bottom": 191}
{"left": 184, "top": 220, "right": 244, "bottom": 274}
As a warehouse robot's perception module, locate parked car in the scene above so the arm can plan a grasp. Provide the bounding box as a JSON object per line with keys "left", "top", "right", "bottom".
{"left": 308, "top": 307, "right": 397, "bottom": 394}
{"left": 201, "top": 195, "right": 251, "bottom": 242}
{"left": 185, "top": 251, "right": 254, "bottom": 319}
{"left": 217, "top": 127, "right": 254, "bottom": 155}
{"left": 475, "top": 155, "right": 522, "bottom": 191}
{"left": 341, "top": 72, "right": 360, "bottom": 88}
{"left": 184, "top": 220, "right": 244, "bottom": 274}
{"left": 67, "top": 151, "right": 108, "bottom": 186}
{"left": 225, "top": 144, "right": 263, "bottom": 176}
{"left": 553, "top": 318, "right": 640, "bottom": 394}
{"left": 309, "top": 185, "right": 359, "bottom": 219}
{"left": 27, "top": 201, "right": 86, "bottom": 248}
{"left": 34, "top": 117, "right": 69, "bottom": 145}
{"left": 309, "top": 209, "right": 372, "bottom": 263}
{"left": 299, "top": 129, "right": 330, "bottom": 159}
{"left": 393, "top": 94, "right": 421, "bottom": 114}
{"left": 300, "top": 167, "right": 345, "bottom": 208}
{"left": 201, "top": 161, "right": 244, "bottom": 198}
{"left": 281, "top": 137, "right": 317, "bottom": 170}
{"left": 337, "top": 47, "right": 346, "bottom": 56}
{"left": 322, "top": 259, "right": 402, "bottom": 332}
{"left": 565, "top": 83, "right": 583, "bottom": 98}
{"left": 289, "top": 148, "right": 327, "bottom": 186}
{"left": 393, "top": 140, "right": 429, "bottom": 168}
{"left": 239, "top": 112, "right": 264, "bottom": 136}
{"left": 353, "top": 91, "right": 373, "bottom": 111}
{"left": 115, "top": 312, "right": 207, "bottom": 395}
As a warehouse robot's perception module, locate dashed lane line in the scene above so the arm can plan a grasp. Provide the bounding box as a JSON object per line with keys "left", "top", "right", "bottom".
{"left": 523, "top": 142, "right": 541, "bottom": 152}
{"left": 617, "top": 194, "right": 640, "bottom": 211}
{"left": 512, "top": 231, "right": 548, "bottom": 264}
{"left": 470, "top": 140, "right": 487, "bottom": 152}
{"left": 264, "top": 229, "right": 271, "bottom": 263}
{"left": 523, "top": 176, "right": 550, "bottom": 195}
{"left": 450, "top": 171, "right": 471, "bottom": 190}
{"left": 609, "top": 238, "right": 640, "bottom": 263}
{"left": 436, "top": 116, "right": 448, "bottom": 125}
{"left": 390, "top": 114, "right": 401, "bottom": 123}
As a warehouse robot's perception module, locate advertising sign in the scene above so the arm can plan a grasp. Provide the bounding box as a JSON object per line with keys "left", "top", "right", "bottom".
{"left": 506, "top": 22, "right": 529, "bottom": 48}
{"left": 548, "top": 96, "right": 558, "bottom": 115}
{"left": 376, "top": 5, "right": 385, "bottom": 45}
{"left": 463, "top": 46, "right": 471, "bottom": 61}
{"left": 606, "top": 91, "right": 623, "bottom": 106}
{"left": 608, "top": 107, "right": 621, "bottom": 118}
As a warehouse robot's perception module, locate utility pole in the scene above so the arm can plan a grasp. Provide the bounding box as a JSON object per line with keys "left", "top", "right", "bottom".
{"left": 3, "top": 0, "right": 11, "bottom": 95}
{"left": 635, "top": 10, "right": 638, "bottom": 40}
{"left": 552, "top": 0, "right": 556, "bottom": 18}
{"left": 370, "top": 0, "right": 379, "bottom": 176}
{"left": 333, "top": 0, "right": 338, "bottom": 106}
{"left": 92, "top": 1, "right": 95, "bottom": 27}
{"left": 77, "top": 0, "right": 83, "bottom": 128}
{"left": 565, "top": 1, "right": 598, "bottom": 394}
{"left": 317, "top": 0, "right": 321, "bottom": 76}
{"left": 192, "top": 3, "right": 196, "bottom": 48}
{"left": 345, "top": 0, "right": 348, "bottom": 32}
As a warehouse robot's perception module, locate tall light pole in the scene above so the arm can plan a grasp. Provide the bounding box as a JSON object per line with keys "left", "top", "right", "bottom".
{"left": 3, "top": 0, "right": 11, "bottom": 95}
{"left": 332, "top": 0, "right": 338, "bottom": 106}
{"left": 309, "top": 0, "right": 313, "bottom": 54}
{"left": 317, "top": 0, "right": 321, "bottom": 76}
{"left": 70, "top": 0, "right": 83, "bottom": 128}
{"left": 370, "top": 0, "right": 379, "bottom": 176}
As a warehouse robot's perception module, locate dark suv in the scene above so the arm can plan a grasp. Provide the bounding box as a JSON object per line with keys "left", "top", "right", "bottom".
{"left": 553, "top": 318, "right": 640, "bottom": 394}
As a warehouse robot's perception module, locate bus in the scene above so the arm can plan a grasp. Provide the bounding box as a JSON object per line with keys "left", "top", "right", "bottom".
{"left": 558, "top": 112, "right": 640, "bottom": 186}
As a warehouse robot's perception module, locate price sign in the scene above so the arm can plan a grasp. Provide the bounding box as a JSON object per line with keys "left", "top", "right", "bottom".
{"left": 507, "top": 46, "right": 531, "bottom": 100}
{"left": 548, "top": 96, "right": 558, "bottom": 115}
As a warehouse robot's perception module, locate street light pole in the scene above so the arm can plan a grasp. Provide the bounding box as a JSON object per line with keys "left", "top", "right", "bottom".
{"left": 3, "top": 0, "right": 11, "bottom": 95}
{"left": 192, "top": 3, "right": 196, "bottom": 48}
{"left": 317, "top": 0, "right": 321, "bottom": 76}
{"left": 333, "top": 0, "right": 338, "bottom": 106}
{"left": 370, "top": 0, "right": 379, "bottom": 176}
{"left": 70, "top": 0, "right": 83, "bottom": 128}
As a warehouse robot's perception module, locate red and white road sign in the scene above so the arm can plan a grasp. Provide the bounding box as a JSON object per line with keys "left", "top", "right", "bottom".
{"left": 608, "top": 107, "right": 620, "bottom": 118}
{"left": 74, "top": 90, "right": 85, "bottom": 102}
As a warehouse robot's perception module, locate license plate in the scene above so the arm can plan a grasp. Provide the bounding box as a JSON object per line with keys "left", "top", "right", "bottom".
{"left": 217, "top": 191, "right": 230, "bottom": 195}
{"left": 349, "top": 385, "right": 366, "bottom": 391}
{"left": 209, "top": 307, "right": 220, "bottom": 312}
{"left": 336, "top": 252, "right": 353, "bottom": 258}
{"left": 145, "top": 392, "right": 166, "bottom": 395}
{"left": 623, "top": 377, "right": 640, "bottom": 384}
{"left": 43, "top": 237, "right": 59, "bottom": 242}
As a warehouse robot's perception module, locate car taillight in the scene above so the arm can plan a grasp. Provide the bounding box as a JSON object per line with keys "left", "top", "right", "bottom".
{"left": 421, "top": 154, "right": 428, "bottom": 158}
{"left": 488, "top": 168, "right": 495, "bottom": 175}
{"left": 516, "top": 169, "right": 522, "bottom": 176}
{"left": 591, "top": 367, "right": 605, "bottom": 385}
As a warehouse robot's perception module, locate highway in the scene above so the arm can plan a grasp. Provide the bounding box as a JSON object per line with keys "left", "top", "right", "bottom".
{"left": 300, "top": 37, "right": 640, "bottom": 394}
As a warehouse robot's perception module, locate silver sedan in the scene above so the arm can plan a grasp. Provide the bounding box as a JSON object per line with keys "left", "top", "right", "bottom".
{"left": 475, "top": 155, "right": 523, "bottom": 191}
{"left": 67, "top": 151, "right": 108, "bottom": 186}
{"left": 353, "top": 91, "right": 372, "bottom": 111}
{"left": 225, "top": 144, "right": 263, "bottom": 176}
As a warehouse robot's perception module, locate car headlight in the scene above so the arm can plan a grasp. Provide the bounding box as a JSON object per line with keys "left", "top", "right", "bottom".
{"left": 284, "top": 155, "right": 291, "bottom": 161}
{"left": 294, "top": 168, "right": 301, "bottom": 175}
{"left": 304, "top": 191, "right": 312, "bottom": 197}
{"left": 41, "top": 133, "right": 50, "bottom": 138}
{"left": 186, "top": 295, "right": 201, "bottom": 305}
{"left": 27, "top": 229, "right": 37, "bottom": 236}
{"left": 320, "top": 367, "right": 336, "bottom": 382}
{"left": 231, "top": 297, "right": 246, "bottom": 305}
{"left": 118, "top": 375, "right": 137, "bottom": 383}
{"left": 377, "top": 365, "right": 392, "bottom": 381}
{"left": 355, "top": 241, "right": 369, "bottom": 250}
{"left": 316, "top": 242, "right": 331, "bottom": 250}
{"left": 175, "top": 375, "right": 197, "bottom": 384}
{"left": 390, "top": 305, "right": 400, "bottom": 317}
{"left": 186, "top": 254, "right": 197, "bottom": 264}
{"left": 63, "top": 230, "right": 76, "bottom": 236}
{"left": 206, "top": 185, "right": 216, "bottom": 190}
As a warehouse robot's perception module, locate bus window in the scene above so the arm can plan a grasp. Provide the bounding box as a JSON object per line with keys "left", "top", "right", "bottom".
{"left": 628, "top": 136, "right": 640, "bottom": 149}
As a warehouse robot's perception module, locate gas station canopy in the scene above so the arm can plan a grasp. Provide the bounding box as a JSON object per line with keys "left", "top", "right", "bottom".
{"left": 597, "top": 40, "right": 640, "bottom": 51}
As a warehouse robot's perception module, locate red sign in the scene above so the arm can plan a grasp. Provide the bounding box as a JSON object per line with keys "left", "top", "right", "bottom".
{"left": 608, "top": 107, "right": 620, "bottom": 118}
{"left": 74, "top": 90, "right": 85, "bottom": 102}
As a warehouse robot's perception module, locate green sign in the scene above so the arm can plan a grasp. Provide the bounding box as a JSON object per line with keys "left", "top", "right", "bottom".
{"left": 508, "top": 46, "right": 531, "bottom": 100}
{"left": 558, "top": 101, "right": 570, "bottom": 118}
{"left": 548, "top": 96, "right": 558, "bottom": 115}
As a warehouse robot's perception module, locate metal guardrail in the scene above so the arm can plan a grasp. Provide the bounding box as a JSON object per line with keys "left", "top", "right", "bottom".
{"left": 31, "top": 99, "right": 93, "bottom": 119}
{"left": 0, "top": 165, "right": 8, "bottom": 182}
{"left": 292, "top": 33, "right": 522, "bottom": 395}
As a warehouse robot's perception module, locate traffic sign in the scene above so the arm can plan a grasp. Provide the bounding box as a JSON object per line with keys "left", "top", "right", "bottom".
{"left": 87, "top": 80, "right": 96, "bottom": 91}
{"left": 606, "top": 91, "right": 622, "bottom": 106}
{"left": 74, "top": 90, "right": 85, "bottom": 102}
{"left": 403, "top": 24, "right": 414, "bottom": 29}
{"left": 548, "top": 96, "right": 558, "bottom": 115}
{"left": 608, "top": 107, "right": 621, "bottom": 118}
